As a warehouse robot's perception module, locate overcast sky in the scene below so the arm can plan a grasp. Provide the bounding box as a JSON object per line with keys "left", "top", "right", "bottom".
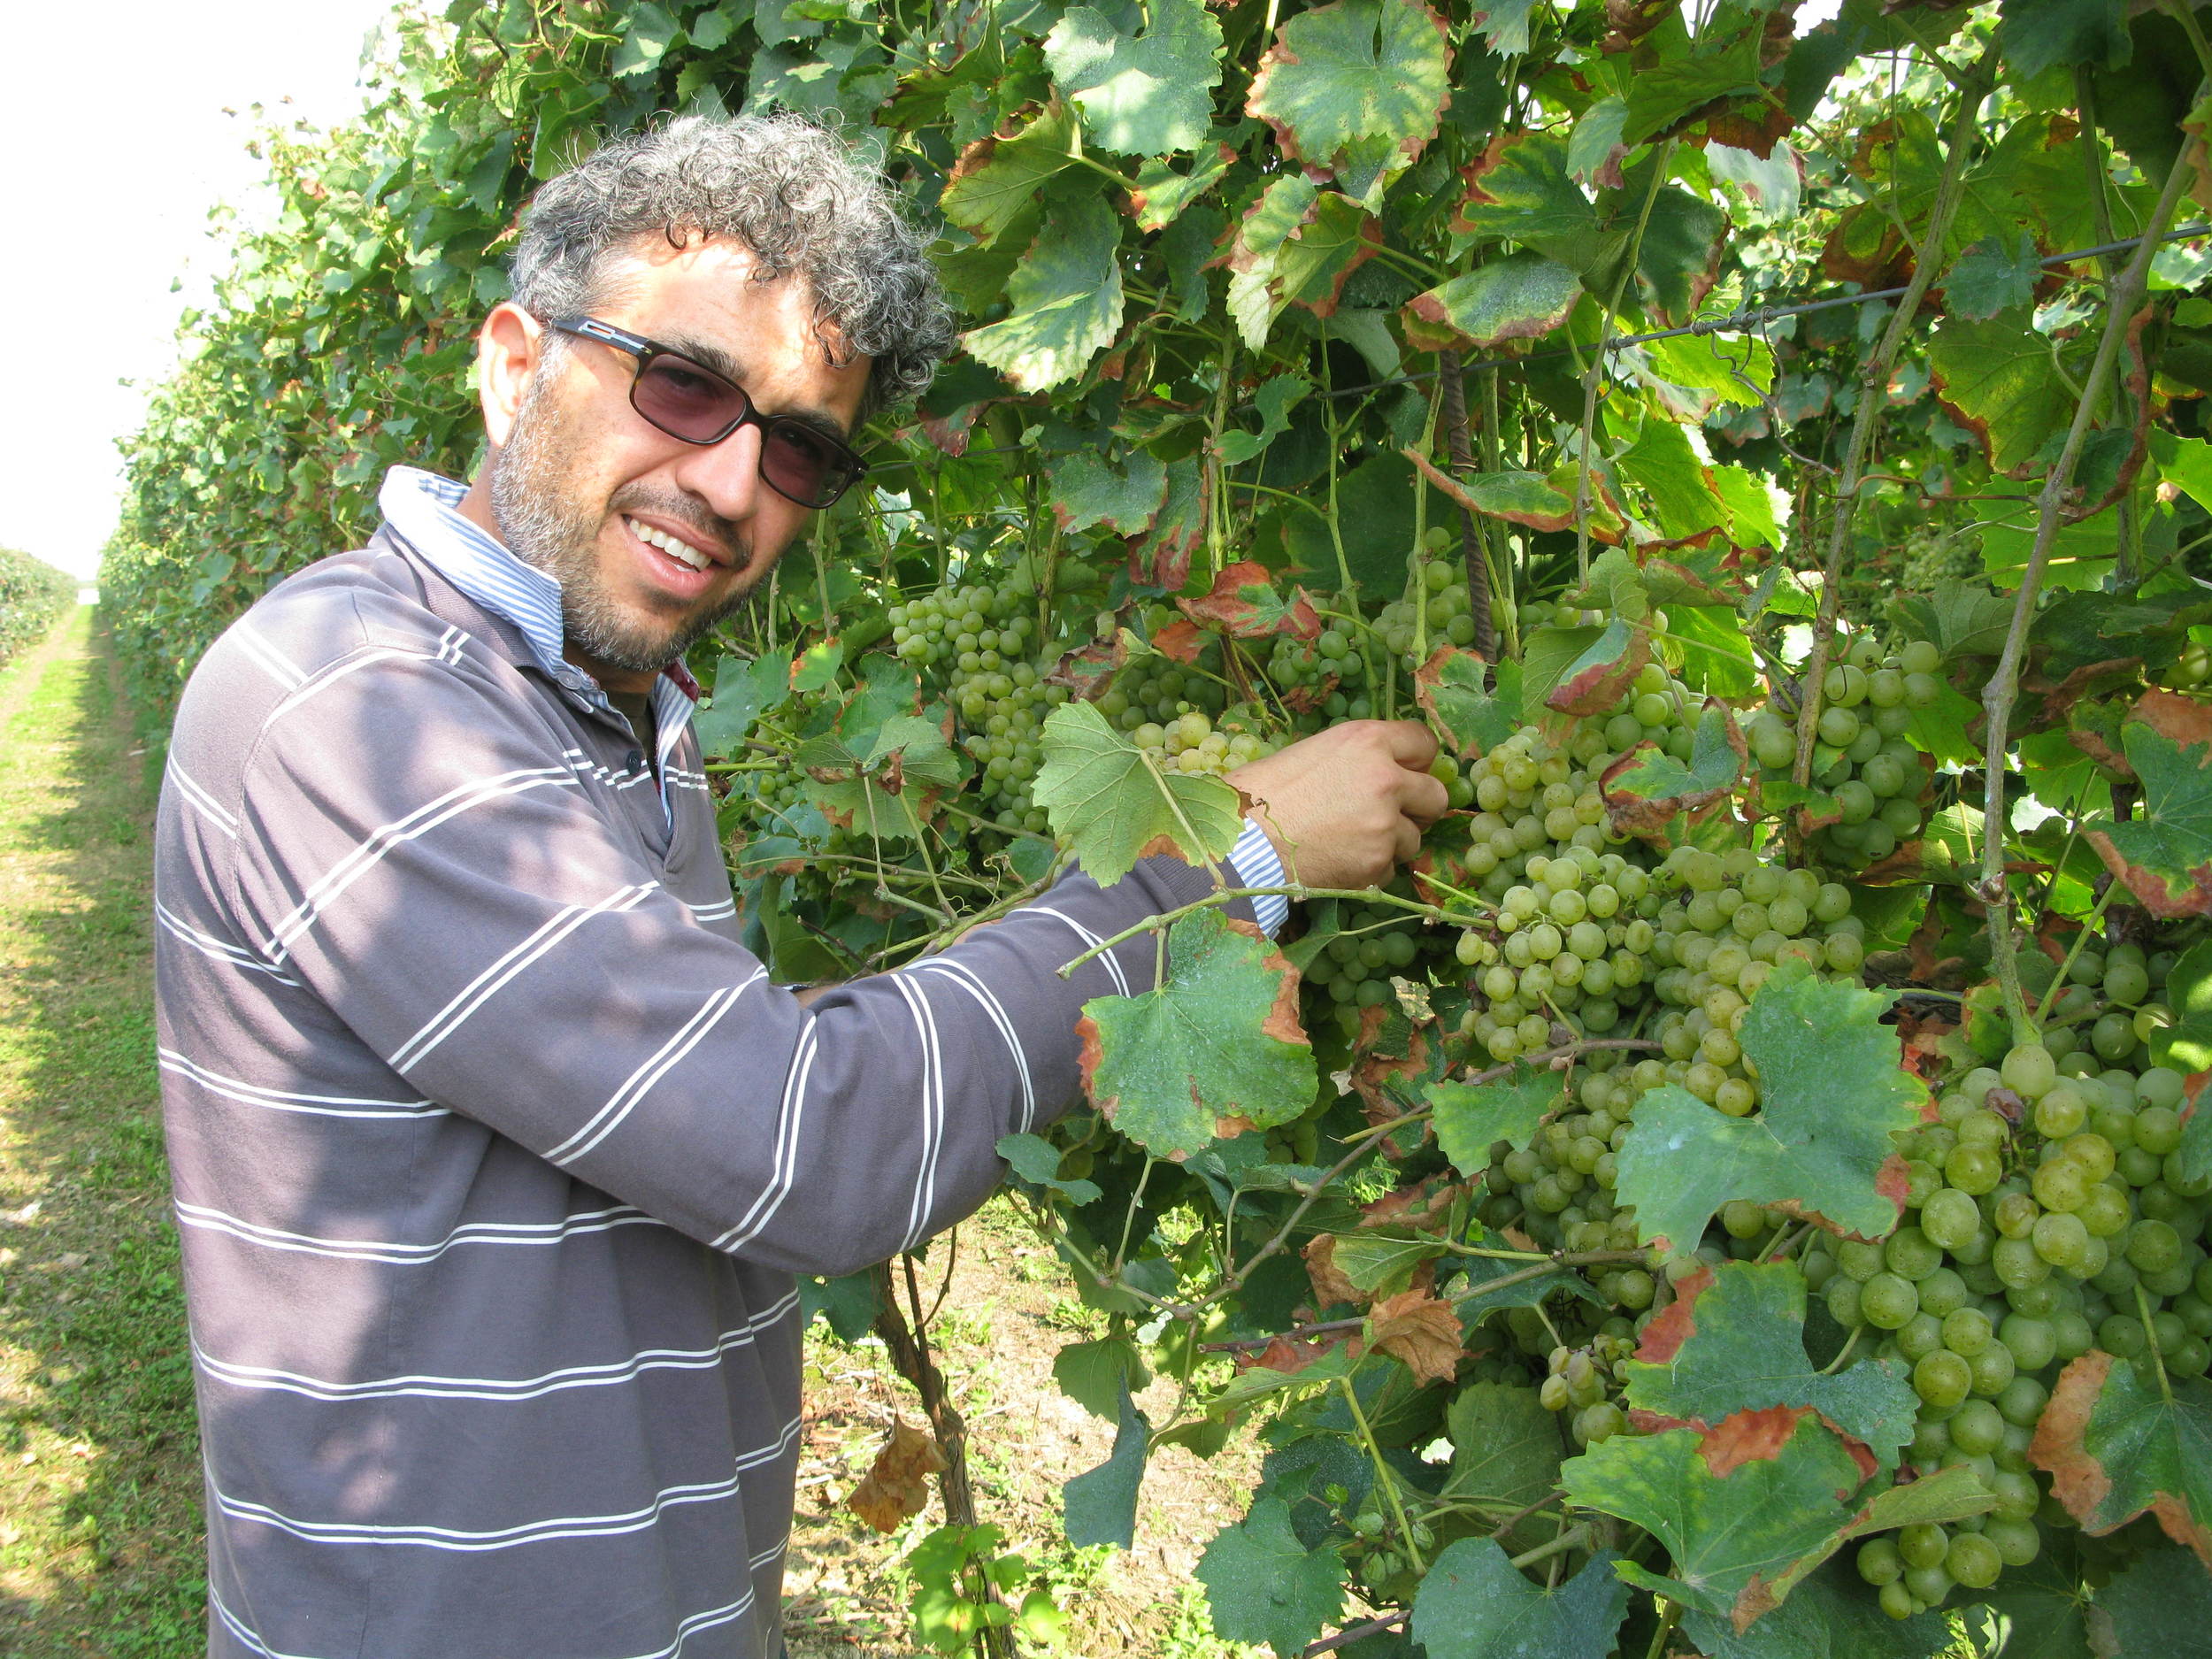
{"left": 0, "top": 0, "right": 402, "bottom": 578}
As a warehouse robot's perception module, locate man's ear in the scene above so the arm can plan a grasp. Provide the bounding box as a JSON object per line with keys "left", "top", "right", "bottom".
{"left": 475, "top": 303, "right": 542, "bottom": 449}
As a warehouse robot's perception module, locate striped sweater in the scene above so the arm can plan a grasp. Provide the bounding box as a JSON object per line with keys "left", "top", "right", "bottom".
{"left": 152, "top": 483, "right": 1266, "bottom": 1658}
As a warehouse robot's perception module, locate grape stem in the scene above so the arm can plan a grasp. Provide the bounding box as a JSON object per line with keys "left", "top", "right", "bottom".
{"left": 2030, "top": 881, "right": 2120, "bottom": 1027}
{"left": 1817, "top": 1325, "right": 1863, "bottom": 1377}
{"left": 1338, "top": 1374, "right": 1426, "bottom": 1575}
{"left": 1051, "top": 886, "right": 1493, "bottom": 979}
{"left": 2135, "top": 1283, "right": 2177, "bottom": 1408}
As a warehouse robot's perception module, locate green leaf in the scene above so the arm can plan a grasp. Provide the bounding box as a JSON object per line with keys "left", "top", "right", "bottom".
{"left": 1063, "top": 1383, "right": 1150, "bottom": 1548}
{"left": 1247, "top": 0, "right": 1452, "bottom": 205}
{"left": 689, "top": 3, "right": 741, "bottom": 51}
{"left": 612, "top": 1, "right": 680, "bottom": 77}
{"left": 1217, "top": 373, "right": 1312, "bottom": 466}
{"left": 1632, "top": 183, "right": 1730, "bottom": 325}
{"left": 1893, "top": 584, "right": 2016, "bottom": 661}
{"left": 1926, "top": 312, "right": 2083, "bottom": 478}
{"left": 1471, "top": 0, "right": 1541, "bottom": 55}
{"left": 1642, "top": 332, "right": 1776, "bottom": 408}
{"left": 1441, "top": 1381, "right": 1566, "bottom": 1514}
{"left": 1567, "top": 96, "right": 1629, "bottom": 185}
{"left": 1043, "top": 0, "right": 1224, "bottom": 156}
{"left": 2033, "top": 1350, "right": 2212, "bottom": 1564}
{"left": 1453, "top": 1251, "right": 1610, "bottom": 1317}
{"left": 963, "top": 188, "right": 1126, "bottom": 393}
{"left": 1451, "top": 131, "right": 1611, "bottom": 275}
{"left": 1962, "top": 1534, "right": 2097, "bottom": 1659}
{"left": 1524, "top": 619, "right": 1651, "bottom": 719}
{"left": 1619, "top": 14, "right": 1769, "bottom": 145}
{"left": 938, "top": 102, "right": 1081, "bottom": 246}
{"left": 1053, "top": 1336, "right": 1151, "bottom": 1422}
{"left": 1034, "top": 701, "right": 1244, "bottom": 887}
{"left": 1402, "top": 253, "right": 1581, "bottom": 350}
{"left": 799, "top": 1269, "right": 882, "bottom": 1342}
{"left": 1621, "top": 1261, "right": 1920, "bottom": 1465}
{"left": 1048, "top": 448, "right": 1171, "bottom": 536}
{"left": 1331, "top": 1231, "right": 1449, "bottom": 1297}
{"left": 2154, "top": 940, "right": 2212, "bottom": 1080}
{"left": 1130, "top": 142, "right": 1239, "bottom": 233}
{"left": 2097, "top": 1546, "right": 2212, "bottom": 1657}
{"left": 1415, "top": 649, "right": 1523, "bottom": 758}
{"left": 791, "top": 637, "right": 844, "bottom": 693}
{"left": 1615, "top": 413, "right": 1726, "bottom": 541}
{"left": 1997, "top": 0, "right": 2131, "bottom": 81}
{"left": 1225, "top": 178, "right": 1379, "bottom": 349}
{"left": 995, "top": 1132, "right": 1104, "bottom": 1206}
{"left": 2086, "top": 722, "right": 2212, "bottom": 918}
{"left": 695, "top": 649, "right": 790, "bottom": 759}
{"left": 1559, "top": 1416, "right": 1868, "bottom": 1618}
{"left": 1284, "top": 449, "right": 1418, "bottom": 595}
{"left": 1944, "top": 232, "right": 2044, "bottom": 323}
{"left": 1078, "top": 907, "right": 1316, "bottom": 1161}
{"left": 1196, "top": 1495, "right": 1350, "bottom": 1655}
{"left": 1680, "top": 1558, "right": 1957, "bottom": 1659}
{"left": 1614, "top": 964, "right": 1924, "bottom": 1254}
{"left": 1600, "top": 703, "right": 1746, "bottom": 835}
{"left": 1428, "top": 1064, "right": 1564, "bottom": 1177}
{"left": 1410, "top": 1540, "right": 1630, "bottom": 1659}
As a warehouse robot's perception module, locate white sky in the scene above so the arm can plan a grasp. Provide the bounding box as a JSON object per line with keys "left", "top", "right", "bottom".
{"left": 0, "top": 0, "right": 403, "bottom": 579}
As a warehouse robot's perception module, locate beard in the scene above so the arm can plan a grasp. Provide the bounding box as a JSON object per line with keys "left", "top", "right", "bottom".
{"left": 488, "top": 365, "right": 758, "bottom": 675}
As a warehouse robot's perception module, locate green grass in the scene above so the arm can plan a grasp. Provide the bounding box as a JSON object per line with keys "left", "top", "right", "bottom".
{"left": 0, "top": 609, "right": 203, "bottom": 1655}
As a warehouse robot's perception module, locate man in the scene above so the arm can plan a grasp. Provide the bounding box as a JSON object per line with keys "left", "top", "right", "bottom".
{"left": 154, "top": 112, "right": 1446, "bottom": 1658}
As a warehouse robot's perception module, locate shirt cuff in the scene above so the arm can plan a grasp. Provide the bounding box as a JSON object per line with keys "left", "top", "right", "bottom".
{"left": 1227, "top": 817, "right": 1289, "bottom": 936}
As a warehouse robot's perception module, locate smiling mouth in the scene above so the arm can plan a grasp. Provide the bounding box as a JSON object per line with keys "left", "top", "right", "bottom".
{"left": 624, "top": 514, "right": 718, "bottom": 572}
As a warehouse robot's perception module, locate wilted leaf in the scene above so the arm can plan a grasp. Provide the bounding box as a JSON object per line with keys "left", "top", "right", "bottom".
{"left": 1927, "top": 311, "right": 2084, "bottom": 478}
{"left": 1332, "top": 1230, "right": 1449, "bottom": 1299}
{"left": 1079, "top": 908, "right": 1316, "bottom": 1161}
{"left": 1452, "top": 129, "right": 1612, "bottom": 274}
{"left": 1525, "top": 618, "right": 1652, "bottom": 718}
{"left": 1049, "top": 448, "right": 1171, "bottom": 536}
{"left": 1196, "top": 1496, "right": 1349, "bottom": 1655}
{"left": 1410, "top": 1540, "right": 1631, "bottom": 1659}
{"left": 1129, "top": 142, "right": 1238, "bottom": 232}
{"left": 1369, "top": 1286, "right": 1466, "bottom": 1385}
{"left": 1223, "top": 177, "right": 1380, "bottom": 348}
{"left": 1614, "top": 964, "right": 1924, "bottom": 1254}
{"left": 1179, "top": 559, "right": 1323, "bottom": 640}
{"left": 1415, "top": 648, "right": 1523, "bottom": 757}
{"left": 1034, "top": 701, "right": 1244, "bottom": 886}
{"left": 1064, "top": 1382, "right": 1151, "bottom": 1548}
{"left": 940, "top": 101, "right": 1080, "bottom": 246}
{"left": 1621, "top": 1262, "right": 1919, "bottom": 1466}
{"left": 1601, "top": 702, "right": 1747, "bottom": 838}
{"left": 2031, "top": 1350, "right": 2212, "bottom": 1566}
{"left": 849, "top": 1420, "right": 948, "bottom": 1532}
{"left": 1128, "top": 458, "right": 1209, "bottom": 591}
{"left": 1043, "top": 0, "right": 1223, "bottom": 156}
{"left": 1247, "top": 0, "right": 1452, "bottom": 204}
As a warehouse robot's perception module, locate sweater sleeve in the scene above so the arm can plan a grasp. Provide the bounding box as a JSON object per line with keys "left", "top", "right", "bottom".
{"left": 226, "top": 651, "right": 1234, "bottom": 1278}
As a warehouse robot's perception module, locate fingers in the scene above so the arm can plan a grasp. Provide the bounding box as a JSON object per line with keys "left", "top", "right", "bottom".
{"left": 1376, "top": 719, "right": 1440, "bottom": 769}
{"left": 1397, "top": 768, "right": 1451, "bottom": 827}
{"left": 1392, "top": 814, "right": 1422, "bottom": 869}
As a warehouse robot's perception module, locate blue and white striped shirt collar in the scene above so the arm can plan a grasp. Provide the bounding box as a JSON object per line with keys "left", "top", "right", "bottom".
{"left": 377, "top": 466, "right": 698, "bottom": 744}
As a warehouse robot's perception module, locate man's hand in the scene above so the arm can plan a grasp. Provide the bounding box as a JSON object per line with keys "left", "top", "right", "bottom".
{"left": 1226, "top": 720, "right": 1450, "bottom": 890}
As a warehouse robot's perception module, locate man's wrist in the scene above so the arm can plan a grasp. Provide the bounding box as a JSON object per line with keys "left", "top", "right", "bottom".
{"left": 1227, "top": 817, "right": 1289, "bottom": 935}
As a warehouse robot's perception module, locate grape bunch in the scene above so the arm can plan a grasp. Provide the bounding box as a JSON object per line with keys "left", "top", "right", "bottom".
{"left": 1896, "top": 525, "right": 1982, "bottom": 592}
{"left": 1128, "top": 708, "right": 1279, "bottom": 777}
{"left": 1746, "top": 632, "right": 1944, "bottom": 870}
{"left": 1801, "top": 1037, "right": 2212, "bottom": 1617}
{"left": 1375, "top": 533, "right": 1481, "bottom": 656}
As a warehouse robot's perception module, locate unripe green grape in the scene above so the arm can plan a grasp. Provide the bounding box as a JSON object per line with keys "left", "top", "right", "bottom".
{"left": 1898, "top": 1524, "right": 1949, "bottom": 1571}
{"left": 1857, "top": 1536, "right": 1905, "bottom": 1586}
{"left": 1969, "top": 1342, "right": 2016, "bottom": 1397}
{"left": 1941, "top": 1306, "right": 1994, "bottom": 1356}
{"left": 1863, "top": 1273, "right": 1921, "bottom": 1329}
{"left": 1946, "top": 1532, "right": 2002, "bottom": 1590}
{"left": 1993, "top": 1236, "right": 2053, "bottom": 1289}
{"left": 1983, "top": 1517, "right": 2041, "bottom": 1567}
{"left": 1878, "top": 1581, "right": 1919, "bottom": 1621}
{"left": 1917, "top": 1266, "right": 1970, "bottom": 1318}
{"left": 2002, "top": 1044, "right": 2058, "bottom": 1101}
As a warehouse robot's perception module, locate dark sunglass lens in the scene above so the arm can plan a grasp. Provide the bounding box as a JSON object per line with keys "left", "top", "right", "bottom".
{"left": 634, "top": 356, "right": 745, "bottom": 441}
{"left": 761, "top": 422, "right": 849, "bottom": 507}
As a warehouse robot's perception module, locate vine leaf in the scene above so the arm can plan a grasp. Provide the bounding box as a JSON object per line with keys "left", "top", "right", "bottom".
{"left": 1246, "top": 0, "right": 1452, "bottom": 205}
{"left": 1179, "top": 559, "right": 1323, "bottom": 640}
{"left": 1048, "top": 448, "right": 1171, "bottom": 537}
{"left": 849, "top": 1420, "right": 949, "bottom": 1532}
{"left": 1943, "top": 232, "right": 2043, "bottom": 322}
{"left": 1368, "top": 1286, "right": 1466, "bottom": 1385}
{"left": 1077, "top": 908, "right": 1317, "bottom": 1162}
{"left": 1042, "top": 0, "right": 1223, "bottom": 157}
{"left": 938, "top": 100, "right": 1080, "bottom": 246}
{"left": 1062, "top": 1382, "right": 1150, "bottom": 1548}
{"left": 995, "top": 1133, "right": 1103, "bottom": 1206}
{"left": 1034, "top": 700, "right": 1244, "bottom": 886}
{"left": 1196, "top": 1495, "right": 1350, "bottom": 1655}
{"left": 1996, "top": 0, "right": 2133, "bottom": 83}
{"left": 1441, "top": 1382, "right": 1565, "bottom": 1517}
{"left": 1412, "top": 464, "right": 1578, "bottom": 534}
{"left": 1962, "top": 1533, "right": 2097, "bottom": 1659}
{"left": 1451, "top": 130, "right": 1612, "bottom": 274}
{"left": 2030, "top": 1350, "right": 2212, "bottom": 1566}
{"left": 2085, "top": 721, "right": 2212, "bottom": 918}
{"left": 1216, "top": 373, "right": 1312, "bottom": 466}
{"left": 1415, "top": 649, "right": 1523, "bottom": 758}
{"left": 1330, "top": 1230, "right": 1449, "bottom": 1299}
{"left": 695, "top": 649, "right": 791, "bottom": 759}
{"left": 2179, "top": 1069, "right": 2212, "bottom": 1189}
{"left": 1601, "top": 702, "right": 1747, "bottom": 840}
{"left": 1621, "top": 1262, "right": 1920, "bottom": 1468}
{"left": 1409, "top": 1540, "right": 1631, "bottom": 1659}
{"left": 2096, "top": 1545, "right": 2212, "bottom": 1657}
{"left": 1524, "top": 619, "right": 1652, "bottom": 718}
{"left": 1221, "top": 177, "right": 1380, "bottom": 349}
{"left": 1926, "top": 312, "right": 2085, "bottom": 478}
{"left": 1893, "top": 583, "right": 2017, "bottom": 660}
{"left": 1559, "top": 1414, "right": 1868, "bottom": 1624}
{"left": 1614, "top": 964, "right": 1924, "bottom": 1255}
{"left": 1679, "top": 1558, "right": 1956, "bottom": 1659}
{"left": 1402, "top": 252, "right": 1582, "bottom": 350}
{"left": 1129, "top": 142, "right": 1238, "bottom": 232}
{"left": 1128, "top": 458, "right": 1210, "bottom": 591}
{"left": 1428, "top": 1063, "right": 1564, "bottom": 1177}
{"left": 963, "top": 189, "right": 1125, "bottom": 393}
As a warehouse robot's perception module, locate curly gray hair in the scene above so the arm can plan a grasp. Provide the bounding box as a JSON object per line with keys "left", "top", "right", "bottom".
{"left": 510, "top": 112, "right": 953, "bottom": 412}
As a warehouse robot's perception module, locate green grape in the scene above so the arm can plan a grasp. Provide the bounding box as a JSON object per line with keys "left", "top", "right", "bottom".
{"left": 1897, "top": 1524, "right": 1949, "bottom": 1571}
{"left": 1946, "top": 1532, "right": 2002, "bottom": 1590}
{"left": 1914, "top": 1350, "right": 1972, "bottom": 1409}
{"left": 1857, "top": 1537, "right": 1904, "bottom": 1586}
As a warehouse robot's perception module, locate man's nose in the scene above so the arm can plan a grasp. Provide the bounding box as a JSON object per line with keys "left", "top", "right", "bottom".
{"left": 667, "top": 420, "right": 764, "bottom": 527}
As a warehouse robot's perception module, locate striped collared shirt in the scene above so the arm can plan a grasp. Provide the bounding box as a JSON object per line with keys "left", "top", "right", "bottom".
{"left": 152, "top": 480, "right": 1271, "bottom": 1659}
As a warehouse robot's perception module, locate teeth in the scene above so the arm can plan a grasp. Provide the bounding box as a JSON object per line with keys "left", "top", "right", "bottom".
{"left": 626, "top": 516, "right": 710, "bottom": 572}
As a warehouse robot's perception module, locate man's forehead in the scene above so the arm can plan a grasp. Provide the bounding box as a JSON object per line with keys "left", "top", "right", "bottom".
{"left": 597, "top": 234, "right": 866, "bottom": 396}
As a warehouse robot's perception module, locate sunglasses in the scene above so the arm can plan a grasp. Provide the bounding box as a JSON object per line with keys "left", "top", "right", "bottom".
{"left": 544, "top": 315, "right": 866, "bottom": 510}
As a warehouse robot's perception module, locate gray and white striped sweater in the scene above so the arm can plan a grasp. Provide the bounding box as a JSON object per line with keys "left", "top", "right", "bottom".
{"left": 153, "top": 511, "right": 1252, "bottom": 1658}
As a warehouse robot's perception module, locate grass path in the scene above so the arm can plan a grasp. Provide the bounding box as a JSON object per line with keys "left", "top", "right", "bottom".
{"left": 0, "top": 611, "right": 201, "bottom": 1656}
